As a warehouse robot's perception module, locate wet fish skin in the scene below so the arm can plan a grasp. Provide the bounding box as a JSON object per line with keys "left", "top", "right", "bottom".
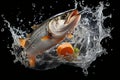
{"left": 19, "top": 9, "right": 81, "bottom": 59}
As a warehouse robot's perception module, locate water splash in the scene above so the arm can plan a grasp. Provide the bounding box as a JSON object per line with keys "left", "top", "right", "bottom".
{"left": 1, "top": 28, "right": 4, "bottom": 32}
{"left": 2, "top": 1, "right": 112, "bottom": 74}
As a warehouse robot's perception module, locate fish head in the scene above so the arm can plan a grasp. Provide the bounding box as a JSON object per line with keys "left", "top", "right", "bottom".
{"left": 48, "top": 9, "right": 81, "bottom": 38}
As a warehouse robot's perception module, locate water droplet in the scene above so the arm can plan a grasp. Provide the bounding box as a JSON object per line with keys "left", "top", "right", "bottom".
{"left": 20, "top": 19, "right": 23, "bottom": 22}
{"left": 1, "top": 28, "right": 4, "bottom": 32}
{"left": 105, "top": 2, "right": 110, "bottom": 6}
{"left": 55, "top": 1, "right": 58, "bottom": 3}
{"left": 74, "top": 0, "right": 78, "bottom": 9}
{"left": 39, "top": 16, "right": 42, "bottom": 20}
{"left": 1, "top": 14, "right": 6, "bottom": 20}
{"left": 1, "top": 14, "right": 4, "bottom": 17}
{"left": 7, "top": 44, "right": 10, "bottom": 48}
{"left": 82, "top": 0, "right": 84, "bottom": 4}
{"left": 16, "top": 18, "right": 19, "bottom": 21}
{"left": 68, "top": 4, "right": 70, "bottom": 7}
{"left": 28, "top": 21, "right": 31, "bottom": 25}
{"left": 83, "top": 68, "right": 88, "bottom": 75}
{"left": 110, "top": 48, "right": 113, "bottom": 51}
{"left": 32, "top": 3, "right": 36, "bottom": 8}
{"left": 50, "top": 5, "right": 53, "bottom": 9}
{"left": 93, "top": 65, "right": 96, "bottom": 68}
{"left": 42, "top": 6, "right": 44, "bottom": 9}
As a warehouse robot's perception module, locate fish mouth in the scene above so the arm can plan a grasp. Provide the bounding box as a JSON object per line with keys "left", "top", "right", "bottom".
{"left": 49, "top": 9, "right": 81, "bottom": 38}
{"left": 61, "top": 9, "right": 81, "bottom": 33}
{"left": 64, "top": 9, "right": 80, "bottom": 24}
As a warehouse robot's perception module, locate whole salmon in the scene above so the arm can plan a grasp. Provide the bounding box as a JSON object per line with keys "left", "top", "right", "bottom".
{"left": 19, "top": 9, "right": 81, "bottom": 67}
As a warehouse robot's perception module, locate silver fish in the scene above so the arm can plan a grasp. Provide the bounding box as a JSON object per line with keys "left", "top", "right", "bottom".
{"left": 19, "top": 9, "right": 81, "bottom": 64}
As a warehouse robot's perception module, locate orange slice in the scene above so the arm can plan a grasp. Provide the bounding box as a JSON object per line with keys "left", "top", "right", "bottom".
{"left": 57, "top": 42, "right": 74, "bottom": 56}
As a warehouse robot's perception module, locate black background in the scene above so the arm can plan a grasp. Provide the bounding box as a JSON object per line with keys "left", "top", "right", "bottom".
{"left": 0, "top": 0, "right": 120, "bottom": 80}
